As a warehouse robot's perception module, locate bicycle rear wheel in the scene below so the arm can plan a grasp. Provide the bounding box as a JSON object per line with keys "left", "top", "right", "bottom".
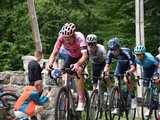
{"left": 88, "top": 89, "right": 100, "bottom": 120}
{"left": 55, "top": 87, "right": 73, "bottom": 120}
{"left": 0, "top": 93, "right": 18, "bottom": 120}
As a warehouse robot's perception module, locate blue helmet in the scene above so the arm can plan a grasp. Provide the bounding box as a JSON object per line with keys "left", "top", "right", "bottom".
{"left": 134, "top": 45, "right": 145, "bottom": 54}
{"left": 108, "top": 37, "right": 120, "bottom": 50}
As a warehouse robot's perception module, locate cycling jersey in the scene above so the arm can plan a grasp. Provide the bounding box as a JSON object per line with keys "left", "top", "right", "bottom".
{"left": 105, "top": 48, "right": 135, "bottom": 76}
{"left": 54, "top": 32, "right": 87, "bottom": 58}
{"left": 14, "top": 86, "right": 48, "bottom": 116}
{"left": 135, "top": 52, "right": 158, "bottom": 69}
{"left": 88, "top": 44, "right": 106, "bottom": 64}
{"left": 135, "top": 52, "right": 158, "bottom": 82}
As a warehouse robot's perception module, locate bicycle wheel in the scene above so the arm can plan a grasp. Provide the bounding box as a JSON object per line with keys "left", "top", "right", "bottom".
{"left": 0, "top": 93, "right": 18, "bottom": 120}
{"left": 55, "top": 87, "right": 73, "bottom": 120}
{"left": 88, "top": 89, "right": 100, "bottom": 120}
{"left": 125, "top": 94, "right": 136, "bottom": 120}
{"left": 141, "top": 89, "right": 158, "bottom": 120}
{"left": 104, "top": 92, "right": 109, "bottom": 120}
{"left": 109, "top": 86, "right": 122, "bottom": 120}
{"left": 76, "top": 89, "right": 90, "bottom": 120}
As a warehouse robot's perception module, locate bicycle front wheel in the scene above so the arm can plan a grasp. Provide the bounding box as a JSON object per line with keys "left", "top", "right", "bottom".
{"left": 141, "top": 89, "right": 158, "bottom": 120}
{"left": 109, "top": 86, "right": 121, "bottom": 120}
{"left": 0, "top": 93, "right": 18, "bottom": 120}
{"left": 88, "top": 89, "right": 100, "bottom": 120}
{"left": 55, "top": 87, "right": 72, "bottom": 120}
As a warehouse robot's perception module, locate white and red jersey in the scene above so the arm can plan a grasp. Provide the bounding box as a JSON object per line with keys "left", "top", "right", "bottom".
{"left": 53, "top": 32, "right": 87, "bottom": 58}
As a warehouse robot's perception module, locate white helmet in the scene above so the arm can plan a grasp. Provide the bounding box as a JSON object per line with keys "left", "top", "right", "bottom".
{"left": 62, "top": 23, "right": 76, "bottom": 37}
{"left": 86, "top": 34, "right": 97, "bottom": 43}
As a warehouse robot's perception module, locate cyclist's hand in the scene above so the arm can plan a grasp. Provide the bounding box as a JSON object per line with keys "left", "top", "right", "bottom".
{"left": 47, "top": 64, "right": 53, "bottom": 74}
{"left": 103, "top": 71, "right": 109, "bottom": 80}
{"left": 70, "top": 63, "right": 80, "bottom": 72}
{"left": 155, "top": 79, "right": 160, "bottom": 84}
{"left": 125, "top": 71, "right": 132, "bottom": 77}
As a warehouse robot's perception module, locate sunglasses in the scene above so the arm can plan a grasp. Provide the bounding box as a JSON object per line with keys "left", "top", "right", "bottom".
{"left": 88, "top": 43, "right": 96, "bottom": 46}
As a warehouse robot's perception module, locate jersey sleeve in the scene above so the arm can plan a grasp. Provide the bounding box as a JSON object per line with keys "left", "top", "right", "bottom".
{"left": 76, "top": 32, "right": 87, "bottom": 52}
{"left": 105, "top": 51, "right": 113, "bottom": 64}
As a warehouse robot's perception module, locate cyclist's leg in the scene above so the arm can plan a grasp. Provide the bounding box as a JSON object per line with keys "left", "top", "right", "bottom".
{"left": 63, "top": 56, "right": 85, "bottom": 111}
{"left": 92, "top": 62, "right": 105, "bottom": 90}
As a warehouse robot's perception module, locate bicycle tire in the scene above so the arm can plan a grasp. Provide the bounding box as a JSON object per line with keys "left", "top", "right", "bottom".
{"left": 125, "top": 94, "right": 136, "bottom": 120}
{"left": 109, "top": 86, "right": 122, "bottom": 120}
{"left": 88, "top": 89, "right": 100, "bottom": 120}
{"left": 55, "top": 87, "right": 73, "bottom": 120}
{"left": 142, "top": 89, "right": 158, "bottom": 120}
{"left": 104, "top": 92, "right": 109, "bottom": 120}
{"left": 0, "top": 92, "right": 18, "bottom": 119}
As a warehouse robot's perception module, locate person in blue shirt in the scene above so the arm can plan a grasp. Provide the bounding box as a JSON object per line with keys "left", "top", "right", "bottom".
{"left": 104, "top": 37, "right": 136, "bottom": 80}
{"left": 134, "top": 45, "right": 159, "bottom": 86}
{"left": 103, "top": 37, "right": 136, "bottom": 111}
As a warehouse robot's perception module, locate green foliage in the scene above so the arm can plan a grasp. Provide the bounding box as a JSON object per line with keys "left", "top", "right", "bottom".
{"left": 0, "top": 0, "right": 159, "bottom": 71}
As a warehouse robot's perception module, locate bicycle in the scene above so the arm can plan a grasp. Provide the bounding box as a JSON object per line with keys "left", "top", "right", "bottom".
{"left": 53, "top": 68, "right": 89, "bottom": 120}
{"left": 88, "top": 75, "right": 110, "bottom": 120}
{"left": 108, "top": 73, "right": 136, "bottom": 120}
{"left": 140, "top": 74, "right": 160, "bottom": 120}
{"left": 0, "top": 86, "right": 18, "bottom": 120}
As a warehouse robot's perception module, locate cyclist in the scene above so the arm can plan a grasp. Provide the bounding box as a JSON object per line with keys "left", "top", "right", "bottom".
{"left": 134, "top": 45, "right": 159, "bottom": 86}
{"left": 14, "top": 80, "right": 51, "bottom": 120}
{"left": 134, "top": 45, "right": 159, "bottom": 116}
{"left": 48, "top": 23, "right": 88, "bottom": 111}
{"left": 86, "top": 34, "right": 106, "bottom": 90}
{"left": 103, "top": 37, "right": 136, "bottom": 110}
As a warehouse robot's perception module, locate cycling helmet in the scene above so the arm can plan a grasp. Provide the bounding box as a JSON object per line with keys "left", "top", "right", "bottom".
{"left": 62, "top": 23, "right": 76, "bottom": 37}
{"left": 86, "top": 34, "right": 97, "bottom": 43}
{"left": 134, "top": 45, "right": 146, "bottom": 54}
{"left": 58, "top": 23, "right": 69, "bottom": 36}
{"left": 108, "top": 37, "right": 120, "bottom": 50}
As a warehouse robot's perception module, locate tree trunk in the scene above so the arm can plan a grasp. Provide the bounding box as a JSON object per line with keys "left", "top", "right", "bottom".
{"left": 27, "top": 0, "right": 42, "bottom": 53}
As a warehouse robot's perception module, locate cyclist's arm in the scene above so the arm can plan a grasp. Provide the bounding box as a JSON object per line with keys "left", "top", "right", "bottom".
{"left": 48, "top": 37, "right": 63, "bottom": 65}
{"left": 104, "top": 64, "right": 110, "bottom": 75}
{"left": 104, "top": 51, "right": 112, "bottom": 75}
{"left": 48, "top": 49, "right": 58, "bottom": 65}
{"left": 76, "top": 50, "right": 88, "bottom": 66}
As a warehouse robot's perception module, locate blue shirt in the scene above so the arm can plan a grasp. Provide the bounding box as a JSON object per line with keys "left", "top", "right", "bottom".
{"left": 135, "top": 52, "right": 158, "bottom": 69}
{"left": 105, "top": 48, "right": 135, "bottom": 66}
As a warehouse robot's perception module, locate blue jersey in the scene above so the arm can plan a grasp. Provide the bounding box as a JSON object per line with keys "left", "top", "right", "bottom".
{"left": 135, "top": 52, "right": 158, "bottom": 69}
{"left": 105, "top": 48, "right": 135, "bottom": 65}
{"left": 105, "top": 48, "right": 135, "bottom": 76}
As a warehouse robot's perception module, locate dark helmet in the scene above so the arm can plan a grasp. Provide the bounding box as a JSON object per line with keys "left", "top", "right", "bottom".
{"left": 108, "top": 37, "right": 120, "bottom": 50}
